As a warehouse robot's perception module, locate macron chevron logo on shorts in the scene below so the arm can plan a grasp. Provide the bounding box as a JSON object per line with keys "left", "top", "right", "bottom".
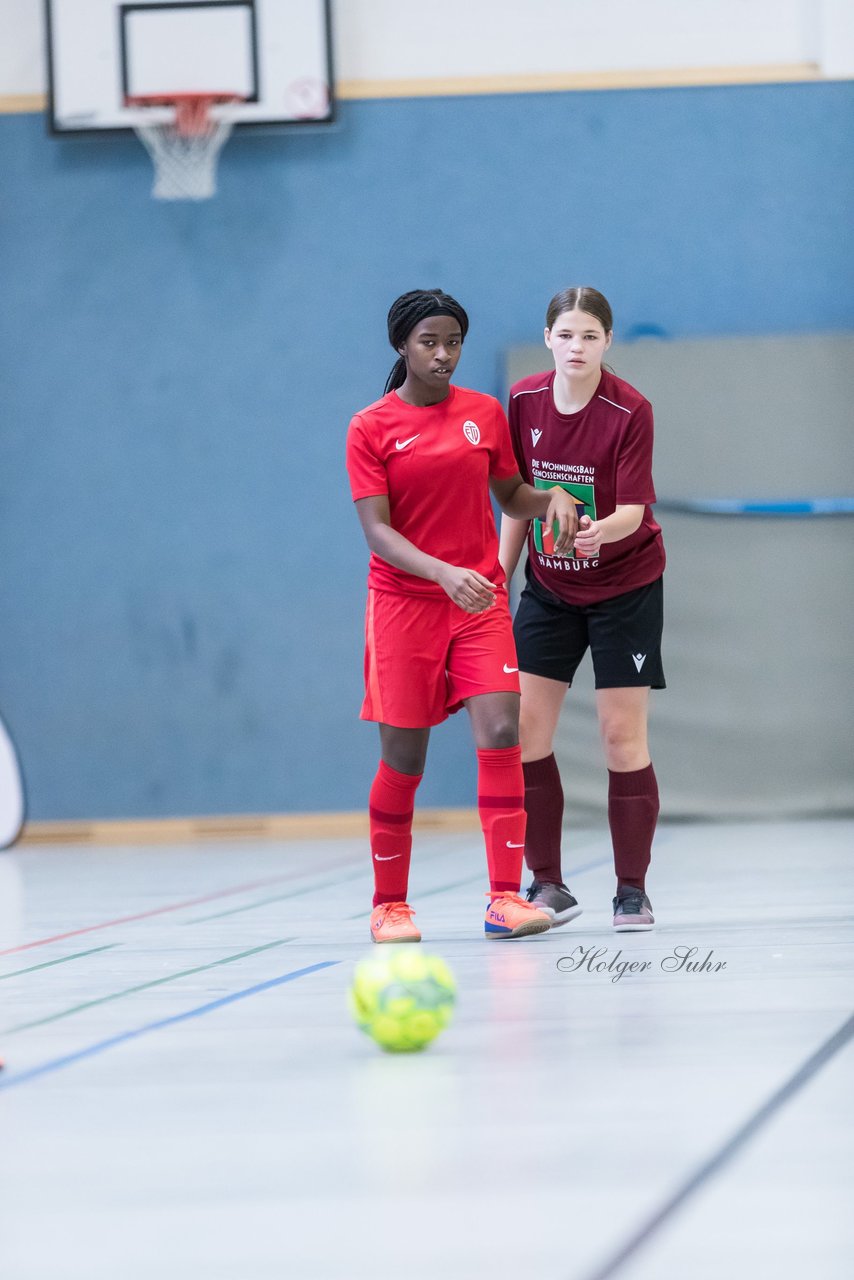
{"left": 632, "top": 653, "right": 647, "bottom": 672}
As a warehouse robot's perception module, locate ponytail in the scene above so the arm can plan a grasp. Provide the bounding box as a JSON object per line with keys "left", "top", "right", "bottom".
{"left": 384, "top": 355, "right": 408, "bottom": 395}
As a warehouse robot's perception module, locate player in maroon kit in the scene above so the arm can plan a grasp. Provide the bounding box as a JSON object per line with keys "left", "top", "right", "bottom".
{"left": 499, "top": 287, "right": 665, "bottom": 931}
{"left": 346, "top": 289, "right": 581, "bottom": 943}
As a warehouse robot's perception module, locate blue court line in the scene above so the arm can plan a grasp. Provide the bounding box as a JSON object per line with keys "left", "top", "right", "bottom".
{"left": 347, "top": 872, "right": 484, "bottom": 920}
{"left": 0, "top": 960, "right": 340, "bottom": 1094}
{"left": 183, "top": 840, "right": 465, "bottom": 925}
{"left": 657, "top": 497, "right": 854, "bottom": 517}
{"left": 567, "top": 854, "right": 612, "bottom": 875}
{"left": 2, "top": 938, "right": 294, "bottom": 1037}
{"left": 347, "top": 855, "right": 613, "bottom": 920}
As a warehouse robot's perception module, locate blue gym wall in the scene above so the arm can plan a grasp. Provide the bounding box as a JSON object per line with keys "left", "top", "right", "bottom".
{"left": 2, "top": 82, "right": 853, "bottom": 820}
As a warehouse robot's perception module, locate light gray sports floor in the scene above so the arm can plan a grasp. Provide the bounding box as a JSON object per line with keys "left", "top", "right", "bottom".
{"left": 1, "top": 818, "right": 852, "bottom": 1280}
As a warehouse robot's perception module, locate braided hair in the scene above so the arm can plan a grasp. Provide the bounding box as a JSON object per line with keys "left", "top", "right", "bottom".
{"left": 384, "top": 289, "right": 470, "bottom": 394}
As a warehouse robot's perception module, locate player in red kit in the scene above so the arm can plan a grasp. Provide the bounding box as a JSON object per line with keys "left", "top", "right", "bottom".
{"left": 346, "top": 289, "right": 580, "bottom": 942}
{"left": 499, "top": 287, "right": 666, "bottom": 932}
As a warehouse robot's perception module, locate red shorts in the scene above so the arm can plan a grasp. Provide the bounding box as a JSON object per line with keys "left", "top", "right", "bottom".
{"left": 361, "top": 587, "right": 521, "bottom": 728}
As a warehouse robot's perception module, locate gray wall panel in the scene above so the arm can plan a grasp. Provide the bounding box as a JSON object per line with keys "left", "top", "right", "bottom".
{"left": 507, "top": 335, "right": 854, "bottom": 820}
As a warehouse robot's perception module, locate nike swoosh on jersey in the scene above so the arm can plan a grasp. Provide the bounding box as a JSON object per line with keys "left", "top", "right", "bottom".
{"left": 395, "top": 435, "right": 420, "bottom": 450}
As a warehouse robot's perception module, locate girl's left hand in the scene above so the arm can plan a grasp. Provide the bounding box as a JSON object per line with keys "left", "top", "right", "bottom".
{"left": 573, "top": 515, "right": 603, "bottom": 557}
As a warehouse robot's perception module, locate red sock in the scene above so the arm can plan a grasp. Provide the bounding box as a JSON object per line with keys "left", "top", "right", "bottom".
{"left": 477, "top": 745, "right": 526, "bottom": 896}
{"left": 370, "top": 761, "right": 422, "bottom": 908}
{"left": 522, "top": 753, "right": 564, "bottom": 884}
{"left": 608, "top": 763, "right": 659, "bottom": 892}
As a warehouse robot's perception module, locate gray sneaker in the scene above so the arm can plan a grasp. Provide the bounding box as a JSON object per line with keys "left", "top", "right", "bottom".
{"left": 525, "top": 879, "right": 583, "bottom": 927}
{"left": 612, "top": 887, "right": 655, "bottom": 932}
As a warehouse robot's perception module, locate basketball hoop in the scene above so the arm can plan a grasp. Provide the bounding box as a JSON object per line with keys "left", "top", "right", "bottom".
{"left": 126, "top": 94, "right": 242, "bottom": 201}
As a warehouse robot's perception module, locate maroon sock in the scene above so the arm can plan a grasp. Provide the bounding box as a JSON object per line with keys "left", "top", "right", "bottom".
{"left": 522, "top": 754, "right": 564, "bottom": 885}
{"left": 608, "top": 763, "right": 659, "bottom": 892}
{"left": 370, "top": 761, "right": 422, "bottom": 908}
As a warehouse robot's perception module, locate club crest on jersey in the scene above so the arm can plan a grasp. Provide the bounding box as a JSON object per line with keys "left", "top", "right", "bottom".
{"left": 462, "top": 420, "right": 480, "bottom": 445}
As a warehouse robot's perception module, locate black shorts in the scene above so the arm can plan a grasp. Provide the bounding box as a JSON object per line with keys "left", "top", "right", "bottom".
{"left": 513, "top": 570, "right": 666, "bottom": 689}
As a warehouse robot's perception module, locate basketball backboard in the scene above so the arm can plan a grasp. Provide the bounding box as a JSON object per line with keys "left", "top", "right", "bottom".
{"left": 45, "top": 0, "right": 334, "bottom": 133}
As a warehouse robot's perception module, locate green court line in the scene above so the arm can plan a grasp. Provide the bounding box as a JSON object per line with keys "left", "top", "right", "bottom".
{"left": 0, "top": 944, "right": 120, "bottom": 982}
{"left": 2, "top": 937, "right": 292, "bottom": 1037}
{"left": 182, "top": 840, "right": 487, "bottom": 926}
{"left": 184, "top": 866, "right": 368, "bottom": 924}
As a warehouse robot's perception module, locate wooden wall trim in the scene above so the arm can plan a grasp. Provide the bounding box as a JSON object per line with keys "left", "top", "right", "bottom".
{"left": 18, "top": 808, "right": 481, "bottom": 846}
{"left": 336, "top": 63, "right": 824, "bottom": 98}
{"left": 0, "top": 63, "right": 832, "bottom": 116}
{"left": 0, "top": 93, "right": 48, "bottom": 113}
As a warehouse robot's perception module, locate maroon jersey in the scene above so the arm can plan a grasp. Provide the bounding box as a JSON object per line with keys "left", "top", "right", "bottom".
{"left": 347, "top": 385, "right": 520, "bottom": 597}
{"left": 508, "top": 368, "right": 665, "bottom": 603}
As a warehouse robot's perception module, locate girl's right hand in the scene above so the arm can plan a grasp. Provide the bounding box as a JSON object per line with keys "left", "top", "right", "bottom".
{"left": 437, "top": 565, "right": 497, "bottom": 613}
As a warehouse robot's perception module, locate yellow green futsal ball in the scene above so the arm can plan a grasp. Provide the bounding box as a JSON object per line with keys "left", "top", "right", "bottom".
{"left": 349, "top": 948, "right": 457, "bottom": 1053}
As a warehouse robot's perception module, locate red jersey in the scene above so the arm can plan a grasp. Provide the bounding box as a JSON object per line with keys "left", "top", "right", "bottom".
{"left": 347, "top": 385, "right": 520, "bottom": 597}
{"left": 508, "top": 368, "right": 665, "bottom": 604}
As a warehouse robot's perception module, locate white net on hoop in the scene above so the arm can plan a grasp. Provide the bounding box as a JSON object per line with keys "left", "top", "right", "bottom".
{"left": 131, "top": 96, "right": 238, "bottom": 201}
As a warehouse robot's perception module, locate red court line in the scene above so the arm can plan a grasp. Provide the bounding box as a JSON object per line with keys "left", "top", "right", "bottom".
{"left": 0, "top": 856, "right": 356, "bottom": 958}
